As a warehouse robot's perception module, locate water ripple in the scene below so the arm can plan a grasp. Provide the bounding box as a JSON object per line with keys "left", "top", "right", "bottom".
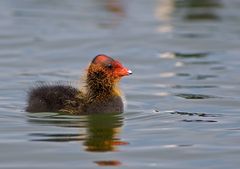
{"left": 182, "top": 119, "right": 218, "bottom": 123}
{"left": 189, "top": 74, "right": 218, "bottom": 80}
{"left": 170, "top": 111, "right": 221, "bottom": 117}
{"left": 175, "top": 93, "right": 218, "bottom": 99}
{"left": 159, "top": 52, "right": 209, "bottom": 59}
{"left": 172, "top": 84, "right": 218, "bottom": 89}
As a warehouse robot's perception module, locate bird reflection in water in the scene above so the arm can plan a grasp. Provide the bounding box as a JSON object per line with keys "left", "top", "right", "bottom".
{"left": 85, "top": 114, "right": 127, "bottom": 167}
{"left": 84, "top": 114, "right": 128, "bottom": 152}
{"left": 28, "top": 113, "right": 128, "bottom": 166}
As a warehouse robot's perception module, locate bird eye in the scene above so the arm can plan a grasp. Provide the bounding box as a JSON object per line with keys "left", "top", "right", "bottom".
{"left": 106, "top": 64, "right": 113, "bottom": 69}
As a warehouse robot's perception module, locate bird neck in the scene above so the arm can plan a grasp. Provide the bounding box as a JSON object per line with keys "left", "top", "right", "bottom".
{"left": 85, "top": 70, "right": 121, "bottom": 101}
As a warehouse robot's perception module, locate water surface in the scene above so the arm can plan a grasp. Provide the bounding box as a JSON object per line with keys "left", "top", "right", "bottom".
{"left": 0, "top": 0, "right": 240, "bottom": 168}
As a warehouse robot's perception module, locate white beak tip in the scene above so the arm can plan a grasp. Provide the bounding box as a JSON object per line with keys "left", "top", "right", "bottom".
{"left": 128, "top": 70, "right": 133, "bottom": 75}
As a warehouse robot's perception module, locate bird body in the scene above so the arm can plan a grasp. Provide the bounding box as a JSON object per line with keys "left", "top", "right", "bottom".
{"left": 26, "top": 54, "right": 132, "bottom": 115}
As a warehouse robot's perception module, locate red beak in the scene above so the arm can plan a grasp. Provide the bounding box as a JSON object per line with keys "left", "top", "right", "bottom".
{"left": 117, "top": 67, "right": 132, "bottom": 77}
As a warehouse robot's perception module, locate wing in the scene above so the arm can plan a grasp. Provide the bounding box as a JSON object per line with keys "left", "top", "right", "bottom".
{"left": 26, "top": 84, "right": 84, "bottom": 114}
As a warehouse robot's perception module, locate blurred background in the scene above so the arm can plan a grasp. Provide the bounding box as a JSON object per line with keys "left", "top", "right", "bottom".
{"left": 0, "top": 0, "right": 240, "bottom": 169}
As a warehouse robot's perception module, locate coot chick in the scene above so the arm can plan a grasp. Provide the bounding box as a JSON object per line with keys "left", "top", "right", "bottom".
{"left": 26, "top": 54, "right": 132, "bottom": 114}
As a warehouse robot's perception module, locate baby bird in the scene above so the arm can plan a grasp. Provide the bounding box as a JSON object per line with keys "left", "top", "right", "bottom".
{"left": 26, "top": 54, "right": 132, "bottom": 114}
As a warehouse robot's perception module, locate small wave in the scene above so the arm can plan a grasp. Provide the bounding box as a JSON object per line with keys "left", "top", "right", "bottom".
{"left": 175, "top": 93, "right": 217, "bottom": 99}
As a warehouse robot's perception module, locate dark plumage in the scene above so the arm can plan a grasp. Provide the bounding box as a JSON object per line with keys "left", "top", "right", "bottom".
{"left": 26, "top": 54, "right": 132, "bottom": 115}
{"left": 26, "top": 85, "right": 83, "bottom": 113}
